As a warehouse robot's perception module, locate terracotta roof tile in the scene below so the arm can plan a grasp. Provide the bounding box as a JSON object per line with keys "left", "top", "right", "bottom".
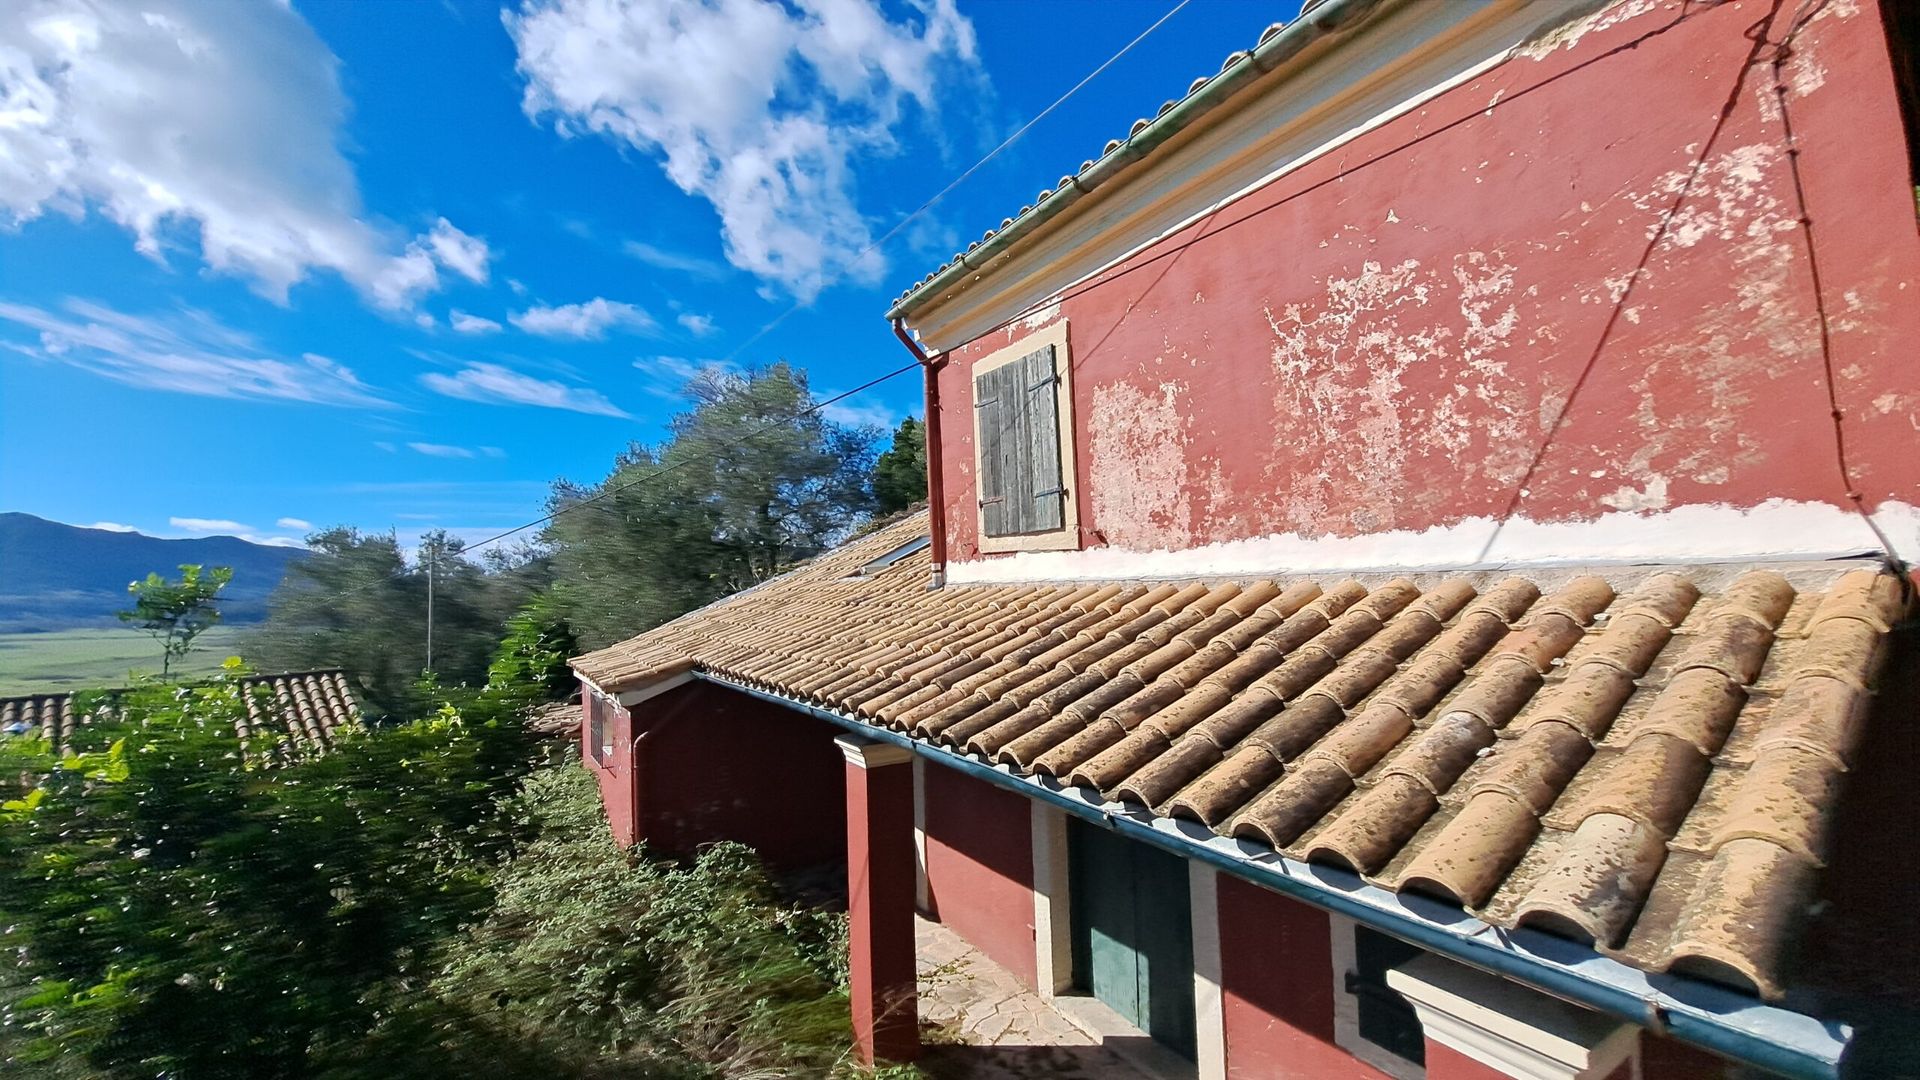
{"left": 0, "top": 669, "right": 361, "bottom": 754}
{"left": 569, "top": 511, "right": 1915, "bottom": 1001}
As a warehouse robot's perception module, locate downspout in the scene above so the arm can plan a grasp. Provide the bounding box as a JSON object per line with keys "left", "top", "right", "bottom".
{"left": 891, "top": 317, "right": 947, "bottom": 589}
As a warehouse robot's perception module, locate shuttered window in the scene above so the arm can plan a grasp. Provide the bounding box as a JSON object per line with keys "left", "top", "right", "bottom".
{"left": 975, "top": 342, "right": 1067, "bottom": 539}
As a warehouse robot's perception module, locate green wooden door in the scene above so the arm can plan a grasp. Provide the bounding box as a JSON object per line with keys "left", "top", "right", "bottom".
{"left": 1067, "top": 819, "right": 1196, "bottom": 1058}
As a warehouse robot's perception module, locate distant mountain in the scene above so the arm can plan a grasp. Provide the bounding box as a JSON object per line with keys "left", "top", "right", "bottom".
{"left": 0, "top": 513, "right": 308, "bottom": 632}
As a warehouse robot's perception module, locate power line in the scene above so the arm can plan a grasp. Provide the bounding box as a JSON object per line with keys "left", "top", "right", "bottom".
{"left": 718, "top": 0, "right": 1194, "bottom": 364}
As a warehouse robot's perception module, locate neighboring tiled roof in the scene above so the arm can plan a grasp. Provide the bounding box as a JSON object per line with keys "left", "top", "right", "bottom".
{"left": 0, "top": 669, "right": 361, "bottom": 752}
{"left": 572, "top": 512, "right": 1914, "bottom": 1001}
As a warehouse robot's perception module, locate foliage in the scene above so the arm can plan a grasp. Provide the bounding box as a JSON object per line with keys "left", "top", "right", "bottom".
{"left": 486, "top": 593, "right": 581, "bottom": 701}
{"left": 117, "top": 563, "right": 233, "bottom": 677}
{"left": 871, "top": 416, "right": 927, "bottom": 514}
{"left": 0, "top": 662, "right": 543, "bottom": 1079}
{"left": 386, "top": 766, "right": 877, "bottom": 1079}
{"left": 245, "top": 528, "right": 549, "bottom": 718}
{"left": 547, "top": 363, "right": 876, "bottom": 648}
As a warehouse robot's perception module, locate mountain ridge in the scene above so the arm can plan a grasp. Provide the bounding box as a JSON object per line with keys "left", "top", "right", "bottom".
{"left": 0, "top": 513, "right": 307, "bottom": 632}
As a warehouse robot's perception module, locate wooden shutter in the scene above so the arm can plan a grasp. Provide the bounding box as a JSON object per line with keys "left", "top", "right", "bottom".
{"left": 975, "top": 342, "right": 1066, "bottom": 539}
{"left": 1018, "top": 345, "right": 1065, "bottom": 533}
{"left": 975, "top": 364, "right": 1014, "bottom": 537}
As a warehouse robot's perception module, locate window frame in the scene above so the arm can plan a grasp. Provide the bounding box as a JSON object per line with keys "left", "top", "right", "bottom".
{"left": 969, "top": 319, "right": 1079, "bottom": 553}
{"left": 587, "top": 691, "right": 615, "bottom": 767}
{"left": 1329, "top": 913, "right": 1428, "bottom": 1080}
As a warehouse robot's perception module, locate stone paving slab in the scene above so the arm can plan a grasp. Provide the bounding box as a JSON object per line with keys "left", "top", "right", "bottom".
{"left": 915, "top": 916, "right": 1169, "bottom": 1080}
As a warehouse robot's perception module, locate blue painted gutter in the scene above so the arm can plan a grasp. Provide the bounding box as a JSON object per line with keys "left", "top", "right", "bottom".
{"left": 695, "top": 670, "right": 1851, "bottom": 1080}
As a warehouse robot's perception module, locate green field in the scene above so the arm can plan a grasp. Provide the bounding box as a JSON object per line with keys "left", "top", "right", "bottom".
{"left": 0, "top": 626, "right": 249, "bottom": 696}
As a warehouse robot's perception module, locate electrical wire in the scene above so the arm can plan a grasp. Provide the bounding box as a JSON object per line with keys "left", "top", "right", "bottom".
{"left": 718, "top": 0, "right": 1194, "bottom": 364}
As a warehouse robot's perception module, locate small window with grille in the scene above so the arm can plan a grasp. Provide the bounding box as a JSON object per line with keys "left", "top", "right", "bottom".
{"left": 1330, "top": 914, "right": 1427, "bottom": 1079}
{"left": 970, "top": 320, "right": 1078, "bottom": 553}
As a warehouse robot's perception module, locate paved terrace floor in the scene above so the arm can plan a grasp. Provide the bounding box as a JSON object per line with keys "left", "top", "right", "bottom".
{"left": 915, "top": 916, "right": 1190, "bottom": 1080}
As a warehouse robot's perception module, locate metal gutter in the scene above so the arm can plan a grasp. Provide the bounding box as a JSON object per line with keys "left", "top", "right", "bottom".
{"left": 694, "top": 670, "right": 1851, "bottom": 1080}
{"left": 884, "top": 0, "right": 1389, "bottom": 323}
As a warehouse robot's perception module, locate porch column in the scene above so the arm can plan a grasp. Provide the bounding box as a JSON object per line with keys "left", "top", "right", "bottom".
{"left": 1386, "top": 955, "right": 1640, "bottom": 1080}
{"left": 838, "top": 735, "right": 919, "bottom": 1065}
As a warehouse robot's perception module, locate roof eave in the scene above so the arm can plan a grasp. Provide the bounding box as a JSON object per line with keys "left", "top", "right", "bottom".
{"left": 884, "top": 0, "right": 1391, "bottom": 325}
{"left": 698, "top": 669, "right": 1852, "bottom": 1080}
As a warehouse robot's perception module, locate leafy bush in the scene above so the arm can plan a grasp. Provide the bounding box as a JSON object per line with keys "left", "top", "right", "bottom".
{"left": 412, "top": 765, "right": 870, "bottom": 1079}
{"left": 0, "top": 664, "right": 541, "bottom": 1078}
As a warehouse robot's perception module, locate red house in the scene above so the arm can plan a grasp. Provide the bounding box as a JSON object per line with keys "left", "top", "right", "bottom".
{"left": 574, "top": 1, "right": 1920, "bottom": 1076}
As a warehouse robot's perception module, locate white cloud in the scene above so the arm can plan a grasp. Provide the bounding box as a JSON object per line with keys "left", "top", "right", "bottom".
{"left": 507, "top": 0, "right": 978, "bottom": 299}
{"left": 820, "top": 396, "right": 898, "bottom": 430}
{"left": 0, "top": 2, "right": 484, "bottom": 310}
{"left": 277, "top": 517, "right": 312, "bottom": 530}
{"left": 622, "top": 239, "right": 726, "bottom": 280}
{"left": 677, "top": 312, "right": 717, "bottom": 336}
{"left": 0, "top": 297, "right": 386, "bottom": 406}
{"left": 415, "top": 312, "right": 436, "bottom": 330}
{"left": 633, "top": 354, "right": 738, "bottom": 396}
{"left": 509, "top": 297, "right": 653, "bottom": 339}
{"left": 424, "top": 218, "right": 490, "bottom": 283}
{"left": 420, "top": 361, "right": 630, "bottom": 417}
{"left": 407, "top": 442, "right": 507, "bottom": 459}
{"left": 449, "top": 310, "right": 502, "bottom": 335}
{"left": 85, "top": 521, "right": 138, "bottom": 532}
{"left": 170, "top": 516, "right": 248, "bottom": 534}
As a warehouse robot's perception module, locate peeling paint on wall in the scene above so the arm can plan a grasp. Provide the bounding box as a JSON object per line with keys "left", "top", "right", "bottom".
{"left": 1089, "top": 379, "right": 1192, "bottom": 548}
{"left": 1262, "top": 251, "right": 1530, "bottom": 537}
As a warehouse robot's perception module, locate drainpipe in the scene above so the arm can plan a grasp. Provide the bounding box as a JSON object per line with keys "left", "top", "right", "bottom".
{"left": 891, "top": 317, "right": 947, "bottom": 589}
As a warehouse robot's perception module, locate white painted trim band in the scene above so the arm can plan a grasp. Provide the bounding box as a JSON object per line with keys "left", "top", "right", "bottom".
{"left": 1388, "top": 954, "right": 1641, "bottom": 1080}
{"left": 949, "top": 499, "right": 1919, "bottom": 584}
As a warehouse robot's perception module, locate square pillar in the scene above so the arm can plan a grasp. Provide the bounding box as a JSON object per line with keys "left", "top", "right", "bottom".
{"left": 1386, "top": 955, "right": 1640, "bottom": 1080}
{"left": 839, "top": 735, "right": 919, "bottom": 1065}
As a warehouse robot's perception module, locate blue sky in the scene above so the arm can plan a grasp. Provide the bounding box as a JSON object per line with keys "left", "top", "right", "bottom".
{"left": 0, "top": 0, "right": 1295, "bottom": 553}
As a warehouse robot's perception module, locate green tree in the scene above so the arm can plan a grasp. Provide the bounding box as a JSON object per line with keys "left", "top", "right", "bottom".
{"left": 117, "top": 563, "right": 233, "bottom": 677}
{"left": 871, "top": 416, "right": 927, "bottom": 513}
{"left": 245, "top": 529, "right": 549, "bottom": 719}
{"left": 546, "top": 363, "right": 876, "bottom": 647}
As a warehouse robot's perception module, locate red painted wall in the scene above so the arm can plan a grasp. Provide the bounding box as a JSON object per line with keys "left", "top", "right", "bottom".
{"left": 920, "top": 762, "right": 1038, "bottom": 988}
{"left": 931, "top": 0, "right": 1920, "bottom": 560}
{"left": 581, "top": 683, "right": 639, "bottom": 847}
{"left": 1217, "top": 874, "right": 1393, "bottom": 1080}
{"left": 583, "top": 679, "right": 848, "bottom": 870}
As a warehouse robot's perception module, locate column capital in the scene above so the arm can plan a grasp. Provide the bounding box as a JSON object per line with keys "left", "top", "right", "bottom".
{"left": 1386, "top": 955, "right": 1639, "bottom": 1080}
{"left": 837, "top": 734, "right": 914, "bottom": 769}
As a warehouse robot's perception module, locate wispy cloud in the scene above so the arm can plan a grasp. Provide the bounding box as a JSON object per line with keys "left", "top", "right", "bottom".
{"left": 408, "top": 441, "right": 507, "bottom": 459}
{"left": 0, "top": 298, "right": 388, "bottom": 406}
{"left": 277, "top": 517, "right": 313, "bottom": 530}
{"left": 677, "top": 312, "right": 717, "bottom": 337}
{"left": 0, "top": 2, "right": 485, "bottom": 311}
{"left": 420, "top": 361, "right": 630, "bottom": 417}
{"left": 167, "top": 516, "right": 305, "bottom": 547}
{"left": 622, "top": 239, "right": 728, "bottom": 281}
{"left": 820, "top": 396, "right": 898, "bottom": 430}
{"left": 170, "top": 516, "right": 248, "bottom": 533}
{"left": 509, "top": 297, "right": 653, "bottom": 339}
{"left": 449, "top": 310, "right": 503, "bottom": 335}
{"left": 85, "top": 521, "right": 138, "bottom": 533}
{"left": 508, "top": 0, "right": 980, "bottom": 299}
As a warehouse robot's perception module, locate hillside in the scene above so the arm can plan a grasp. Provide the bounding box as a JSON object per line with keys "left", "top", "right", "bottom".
{"left": 0, "top": 513, "right": 307, "bottom": 632}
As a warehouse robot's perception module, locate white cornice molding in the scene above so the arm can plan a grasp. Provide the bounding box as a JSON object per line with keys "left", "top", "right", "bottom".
{"left": 904, "top": 0, "right": 1608, "bottom": 352}
{"left": 1387, "top": 955, "right": 1640, "bottom": 1080}
{"left": 836, "top": 735, "right": 914, "bottom": 769}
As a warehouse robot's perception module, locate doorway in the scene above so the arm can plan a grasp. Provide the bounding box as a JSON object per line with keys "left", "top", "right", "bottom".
{"left": 1067, "top": 818, "right": 1197, "bottom": 1059}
